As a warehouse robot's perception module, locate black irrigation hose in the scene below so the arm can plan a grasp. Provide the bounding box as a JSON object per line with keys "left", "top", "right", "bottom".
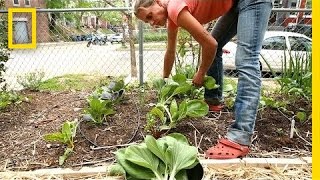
{"left": 77, "top": 119, "right": 100, "bottom": 147}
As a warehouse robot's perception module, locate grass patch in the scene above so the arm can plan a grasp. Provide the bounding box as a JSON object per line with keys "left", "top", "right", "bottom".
{"left": 39, "top": 74, "right": 110, "bottom": 91}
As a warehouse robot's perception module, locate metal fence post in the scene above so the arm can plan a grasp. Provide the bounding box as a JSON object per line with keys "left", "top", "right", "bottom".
{"left": 138, "top": 21, "right": 144, "bottom": 86}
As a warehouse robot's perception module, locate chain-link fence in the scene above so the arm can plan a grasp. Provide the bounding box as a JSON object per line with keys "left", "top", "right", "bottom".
{"left": 0, "top": 8, "right": 312, "bottom": 90}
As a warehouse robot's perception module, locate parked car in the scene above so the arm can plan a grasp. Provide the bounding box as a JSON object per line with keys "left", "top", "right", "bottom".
{"left": 222, "top": 31, "right": 312, "bottom": 73}
{"left": 285, "top": 24, "right": 312, "bottom": 38}
{"left": 109, "top": 33, "right": 124, "bottom": 44}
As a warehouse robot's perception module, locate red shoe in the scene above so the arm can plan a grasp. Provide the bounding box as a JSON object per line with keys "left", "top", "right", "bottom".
{"left": 208, "top": 104, "right": 224, "bottom": 112}
{"left": 205, "top": 138, "right": 250, "bottom": 159}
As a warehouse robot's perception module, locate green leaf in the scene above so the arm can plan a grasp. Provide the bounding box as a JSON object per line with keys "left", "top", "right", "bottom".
{"left": 173, "top": 74, "right": 187, "bottom": 85}
{"left": 145, "top": 135, "right": 168, "bottom": 163}
{"left": 160, "top": 85, "right": 173, "bottom": 101}
{"left": 116, "top": 148, "right": 156, "bottom": 179}
{"left": 125, "top": 145, "right": 161, "bottom": 175}
{"left": 113, "top": 80, "right": 125, "bottom": 92}
{"left": 61, "top": 121, "right": 72, "bottom": 143}
{"left": 43, "top": 132, "right": 65, "bottom": 143}
{"left": 164, "top": 137, "right": 198, "bottom": 177}
{"left": 159, "top": 125, "right": 171, "bottom": 131}
{"left": 177, "top": 100, "right": 188, "bottom": 120}
{"left": 172, "top": 84, "right": 191, "bottom": 96}
{"left": 107, "top": 164, "right": 126, "bottom": 176}
{"left": 166, "top": 133, "right": 189, "bottom": 145}
{"left": 150, "top": 107, "right": 166, "bottom": 124}
{"left": 204, "top": 76, "right": 217, "bottom": 90}
{"left": 59, "top": 147, "right": 73, "bottom": 165}
{"left": 153, "top": 79, "right": 166, "bottom": 91}
{"left": 186, "top": 100, "right": 208, "bottom": 117}
{"left": 170, "top": 99, "right": 178, "bottom": 116}
{"left": 224, "top": 84, "right": 234, "bottom": 92}
{"left": 296, "top": 111, "right": 307, "bottom": 122}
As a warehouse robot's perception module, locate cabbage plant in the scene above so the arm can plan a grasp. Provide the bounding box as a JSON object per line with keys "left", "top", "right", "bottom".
{"left": 146, "top": 74, "right": 218, "bottom": 137}
{"left": 109, "top": 133, "right": 203, "bottom": 180}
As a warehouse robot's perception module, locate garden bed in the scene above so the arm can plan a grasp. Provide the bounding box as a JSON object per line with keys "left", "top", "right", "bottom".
{"left": 0, "top": 85, "right": 312, "bottom": 177}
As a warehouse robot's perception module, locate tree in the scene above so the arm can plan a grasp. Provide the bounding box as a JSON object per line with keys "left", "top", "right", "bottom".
{"left": 45, "top": 0, "right": 70, "bottom": 31}
{"left": 72, "top": 0, "right": 92, "bottom": 29}
{"left": 101, "top": 0, "right": 137, "bottom": 78}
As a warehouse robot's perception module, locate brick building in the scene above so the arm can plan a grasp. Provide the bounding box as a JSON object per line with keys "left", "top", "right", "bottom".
{"left": 4, "top": 0, "right": 50, "bottom": 43}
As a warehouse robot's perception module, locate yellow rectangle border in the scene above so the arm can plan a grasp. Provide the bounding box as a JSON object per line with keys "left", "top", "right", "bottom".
{"left": 8, "top": 8, "right": 36, "bottom": 49}
{"left": 312, "top": 0, "right": 319, "bottom": 179}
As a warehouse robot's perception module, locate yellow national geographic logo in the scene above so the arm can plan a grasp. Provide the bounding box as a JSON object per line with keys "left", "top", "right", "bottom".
{"left": 8, "top": 8, "right": 37, "bottom": 49}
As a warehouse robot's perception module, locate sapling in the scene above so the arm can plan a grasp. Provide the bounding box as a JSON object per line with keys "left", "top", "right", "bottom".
{"left": 43, "top": 119, "right": 78, "bottom": 165}
{"left": 83, "top": 96, "right": 115, "bottom": 125}
{"left": 146, "top": 74, "right": 218, "bottom": 137}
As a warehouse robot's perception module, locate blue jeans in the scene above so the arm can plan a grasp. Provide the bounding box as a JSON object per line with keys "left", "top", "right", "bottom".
{"left": 205, "top": 0, "right": 272, "bottom": 145}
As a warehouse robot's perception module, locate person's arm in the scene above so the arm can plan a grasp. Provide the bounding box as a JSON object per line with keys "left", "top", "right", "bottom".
{"left": 163, "top": 27, "right": 178, "bottom": 78}
{"left": 177, "top": 9, "right": 218, "bottom": 86}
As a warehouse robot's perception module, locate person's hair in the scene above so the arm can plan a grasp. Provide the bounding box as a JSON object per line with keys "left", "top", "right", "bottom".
{"left": 133, "top": 0, "right": 155, "bottom": 15}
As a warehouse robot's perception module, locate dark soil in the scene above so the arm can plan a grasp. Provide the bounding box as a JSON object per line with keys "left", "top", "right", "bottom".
{"left": 0, "top": 89, "right": 312, "bottom": 171}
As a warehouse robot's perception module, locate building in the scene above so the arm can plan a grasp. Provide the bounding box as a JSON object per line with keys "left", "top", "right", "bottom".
{"left": 4, "top": 0, "right": 50, "bottom": 43}
{"left": 272, "top": 0, "right": 311, "bottom": 27}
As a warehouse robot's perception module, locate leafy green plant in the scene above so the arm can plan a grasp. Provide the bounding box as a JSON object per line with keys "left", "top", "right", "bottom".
{"left": 0, "top": 13, "right": 9, "bottom": 90}
{"left": 43, "top": 119, "right": 78, "bottom": 165}
{"left": 259, "top": 96, "right": 287, "bottom": 109}
{"left": 277, "top": 51, "right": 312, "bottom": 100}
{"left": 222, "top": 79, "right": 237, "bottom": 109}
{"left": 17, "top": 71, "right": 45, "bottom": 91}
{"left": 83, "top": 96, "right": 115, "bottom": 125}
{"left": 0, "top": 91, "right": 22, "bottom": 110}
{"left": 296, "top": 111, "right": 307, "bottom": 122}
{"left": 108, "top": 133, "right": 203, "bottom": 180}
{"left": 175, "top": 29, "right": 199, "bottom": 79}
{"left": 38, "top": 74, "right": 108, "bottom": 91}
{"left": 92, "top": 79, "right": 126, "bottom": 103}
{"left": 262, "top": 50, "right": 312, "bottom": 100}
{"left": 146, "top": 74, "right": 218, "bottom": 137}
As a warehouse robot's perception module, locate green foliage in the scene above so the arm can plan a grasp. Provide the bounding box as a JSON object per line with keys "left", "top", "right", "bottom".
{"left": 144, "top": 32, "right": 167, "bottom": 42}
{"left": 277, "top": 51, "right": 312, "bottom": 100}
{"left": 296, "top": 111, "right": 307, "bottom": 122}
{"left": 17, "top": 71, "right": 45, "bottom": 91}
{"left": 84, "top": 96, "right": 115, "bottom": 125}
{"left": 43, "top": 119, "right": 78, "bottom": 165}
{"left": 175, "top": 29, "right": 199, "bottom": 78}
{"left": 45, "top": 0, "right": 69, "bottom": 8}
{"left": 146, "top": 74, "right": 218, "bottom": 137}
{"left": 91, "top": 79, "right": 126, "bottom": 103}
{"left": 223, "top": 83, "right": 236, "bottom": 109}
{"left": 0, "top": 91, "right": 22, "bottom": 110}
{"left": 259, "top": 96, "right": 287, "bottom": 109}
{"left": 39, "top": 74, "right": 108, "bottom": 91}
{"left": 0, "top": 13, "right": 9, "bottom": 89}
{"left": 263, "top": 50, "right": 312, "bottom": 100}
{"left": 111, "top": 133, "right": 201, "bottom": 180}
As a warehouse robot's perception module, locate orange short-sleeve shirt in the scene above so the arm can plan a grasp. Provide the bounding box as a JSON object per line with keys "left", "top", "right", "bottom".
{"left": 166, "top": 0, "right": 233, "bottom": 30}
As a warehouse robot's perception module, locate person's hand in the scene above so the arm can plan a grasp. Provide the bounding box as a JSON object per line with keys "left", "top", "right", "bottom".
{"left": 192, "top": 71, "right": 205, "bottom": 87}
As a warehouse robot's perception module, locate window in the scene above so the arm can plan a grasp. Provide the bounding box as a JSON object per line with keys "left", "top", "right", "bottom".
{"left": 262, "top": 36, "right": 286, "bottom": 50}
{"left": 13, "top": 0, "right": 19, "bottom": 5}
{"left": 289, "top": 0, "right": 298, "bottom": 15}
{"left": 25, "top": 0, "right": 30, "bottom": 6}
{"left": 288, "top": 36, "right": 312, "bottom": 51}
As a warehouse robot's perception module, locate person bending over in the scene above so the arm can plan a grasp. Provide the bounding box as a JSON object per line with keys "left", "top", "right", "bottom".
{"left": 134, "top": 0, "right": 272, "bottom": 159}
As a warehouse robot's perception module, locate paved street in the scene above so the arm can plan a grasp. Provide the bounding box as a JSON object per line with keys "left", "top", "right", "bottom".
{"left": 5, "top": 41, "right": 172, "bottom": 89}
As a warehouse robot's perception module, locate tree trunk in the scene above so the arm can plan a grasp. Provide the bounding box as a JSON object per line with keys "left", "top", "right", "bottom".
{"left": 127, "top": 15, "right": 137, "bottom": 78}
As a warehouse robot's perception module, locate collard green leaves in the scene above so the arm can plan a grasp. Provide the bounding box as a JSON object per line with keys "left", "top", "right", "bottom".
{"left": 113, "top": 133, "right": 202, "bottom": 180}
{"left": 146, "top": 73, "right": 218, "bottom": 135}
